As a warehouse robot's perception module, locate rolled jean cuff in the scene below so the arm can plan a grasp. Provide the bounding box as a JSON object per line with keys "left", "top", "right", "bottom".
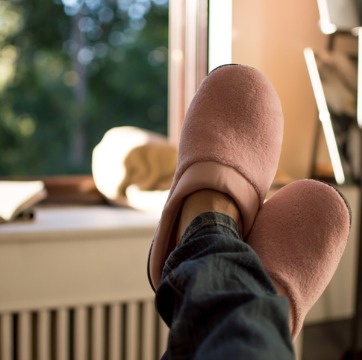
{"left": 161, "top": 211, "right": 277, "bottom": 297}
{"left": 162, "top": 211, "right": 244, "bottom": 281}
{"left": 180, "top": 211, "right": 241, "bottom": 245}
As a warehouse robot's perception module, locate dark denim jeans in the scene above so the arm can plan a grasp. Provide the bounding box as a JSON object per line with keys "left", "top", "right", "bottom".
{"left": 156, "top": 212, "right": 295, "bottom": 360}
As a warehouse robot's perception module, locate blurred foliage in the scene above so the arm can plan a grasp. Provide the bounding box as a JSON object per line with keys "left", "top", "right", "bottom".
{"left": 0, "top": 0, "right": 168, "bottom": 175}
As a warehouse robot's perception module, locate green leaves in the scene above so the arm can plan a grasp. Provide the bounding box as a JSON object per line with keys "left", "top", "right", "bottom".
{"left": 0, "top": 0, "right": 168, "bottom": 175}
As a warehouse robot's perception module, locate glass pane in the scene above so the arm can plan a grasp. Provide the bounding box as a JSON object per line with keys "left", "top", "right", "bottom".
{"left": 0, "top": 0, "right": 168, "bottom": 175}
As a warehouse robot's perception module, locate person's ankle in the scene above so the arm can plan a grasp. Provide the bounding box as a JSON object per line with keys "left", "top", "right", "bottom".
{"left": 177, "top": 189, "right": 243, "bottom": 242}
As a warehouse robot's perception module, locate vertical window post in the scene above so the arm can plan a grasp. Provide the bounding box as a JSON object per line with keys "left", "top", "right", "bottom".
{"left": 167, "top": 0, "right": 208, "bottom": 144}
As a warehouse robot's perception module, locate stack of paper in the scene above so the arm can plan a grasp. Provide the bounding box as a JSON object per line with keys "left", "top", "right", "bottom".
{"left": 0, "top": 181, "right": 47, "bottom": 223}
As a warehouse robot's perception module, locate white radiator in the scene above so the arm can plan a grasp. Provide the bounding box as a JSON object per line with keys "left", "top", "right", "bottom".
{"left": 0, "top": 300, "right": 168, "bottom": 360}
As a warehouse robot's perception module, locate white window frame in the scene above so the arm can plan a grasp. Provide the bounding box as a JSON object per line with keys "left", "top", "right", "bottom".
{"left": 167, "top": 0, "right": 209, "bottom": 143}
{"left": 167, "top": 0, "right": 233, "bottom": 143}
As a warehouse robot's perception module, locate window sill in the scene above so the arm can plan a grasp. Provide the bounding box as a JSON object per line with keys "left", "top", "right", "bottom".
{"left": 1, "top": 175, "right": 104, "bottom": 205}
{"left": 0, "top": 205, "right": 160, "bottom": 242}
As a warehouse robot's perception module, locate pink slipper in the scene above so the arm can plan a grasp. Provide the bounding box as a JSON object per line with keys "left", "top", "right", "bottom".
{"left": 148, "top": 64, "right": 284, "bottom": 290}
{"left": 247, "top": 179, "right": 351, "bottom": 339}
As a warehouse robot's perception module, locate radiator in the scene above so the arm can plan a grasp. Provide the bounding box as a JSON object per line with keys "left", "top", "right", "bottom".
{"left": 0, "top": 299, "right": 168, "bottom": 360}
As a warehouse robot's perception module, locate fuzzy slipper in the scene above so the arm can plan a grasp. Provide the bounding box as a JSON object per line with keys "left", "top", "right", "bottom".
{"left": 148, "top": 64, "right": 284, "bottom": 290}
{"left": 247, "top": 179, "right": 351, "bottom": 339}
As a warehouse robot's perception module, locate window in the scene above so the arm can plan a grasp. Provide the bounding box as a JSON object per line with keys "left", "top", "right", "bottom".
{"left": 0, "top": 0, "right": 169, "bottom": 176}
{"left": 0, "top": 0, "right": 212, "bottom": 203}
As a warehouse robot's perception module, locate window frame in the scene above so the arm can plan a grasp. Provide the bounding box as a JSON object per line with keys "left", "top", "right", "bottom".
{"left": 168, "top": 0, "right": 208, "bottom": 143}
{"left": 1, "top": 0, "right": 209, "bottom": 204}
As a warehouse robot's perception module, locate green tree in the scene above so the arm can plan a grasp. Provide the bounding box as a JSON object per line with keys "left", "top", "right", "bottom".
{"left": 0, "top": 0, "right": 168, "bottom": 175}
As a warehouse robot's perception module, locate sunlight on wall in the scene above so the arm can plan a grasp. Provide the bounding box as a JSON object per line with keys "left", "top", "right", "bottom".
{"left": 208, "top": 0, "right": 232, "bottom": 72}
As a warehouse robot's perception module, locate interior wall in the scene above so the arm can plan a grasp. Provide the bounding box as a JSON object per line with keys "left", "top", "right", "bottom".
{"left": 232, "top": 0, "right": 327, "bottom": 180}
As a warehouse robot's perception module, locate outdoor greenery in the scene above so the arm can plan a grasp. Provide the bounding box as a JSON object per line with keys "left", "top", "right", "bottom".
{"left": 0, "top": 0, "right": 168, "bottom": 175}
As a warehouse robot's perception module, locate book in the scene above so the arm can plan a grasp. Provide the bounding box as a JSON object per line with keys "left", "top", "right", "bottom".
{"left": 0, "top": 181, "right": 47, "bottom": 223}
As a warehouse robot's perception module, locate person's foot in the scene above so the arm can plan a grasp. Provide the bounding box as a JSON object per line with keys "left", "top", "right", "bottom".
{"left": 176, "top": 190, "right": 243, "bottom": 242}
{"left": 247, "top": 180, "right": 351, "bottom": 339}
{"left": 148, "top": 64, "right": 284, "bottom": 290}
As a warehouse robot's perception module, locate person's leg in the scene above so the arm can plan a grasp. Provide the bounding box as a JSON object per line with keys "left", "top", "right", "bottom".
{"left": 156, "top": 190, "right": 294, "bottom": 360}
{"left": 155, "top": 179, "right": 351, "bottom": 359}
{"left": 148, "top": 64, "right": 348, "bottom": 358}
{"left": 148, "top": 64, "right": 284, "bottom": 291}
{"left": 148, "top": 64, "right": 285, "bottom": 359}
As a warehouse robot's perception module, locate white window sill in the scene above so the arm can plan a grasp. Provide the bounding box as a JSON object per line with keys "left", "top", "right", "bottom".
{"left": 0, "top": 205, "right": 161, "bottom": 242}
